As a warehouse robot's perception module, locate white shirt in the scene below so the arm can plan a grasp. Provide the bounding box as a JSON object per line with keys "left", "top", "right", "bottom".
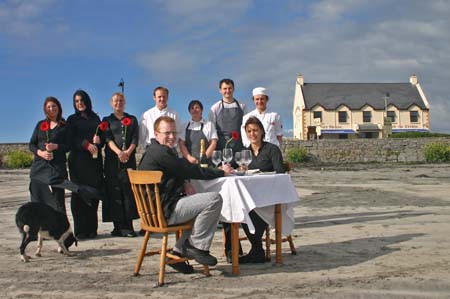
{"left": 241, "top": 109, "right": 283, "bottom": 147}
{"left": 139, "top": 106, "right": 184, "bottom": 147}
{"left": 208, "top": 100, "right": 248, "bottom": 124}
{"left": 181, "top": 119, "right": 218, "bottom": 142}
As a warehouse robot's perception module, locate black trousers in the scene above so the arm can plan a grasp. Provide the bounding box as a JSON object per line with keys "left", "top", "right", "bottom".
{"left": 29, "top": 179, "right": 66, "bottom": 215}
{"left": 71, "top": 193, "right": 99, "bottom": 236}
{"left": 223, "top": 210, "right": 268, "bottom": 254}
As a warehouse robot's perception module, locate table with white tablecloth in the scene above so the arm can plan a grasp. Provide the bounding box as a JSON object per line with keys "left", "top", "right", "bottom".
{"left": 192, "top": 173, "right": 300, "bottom": 275}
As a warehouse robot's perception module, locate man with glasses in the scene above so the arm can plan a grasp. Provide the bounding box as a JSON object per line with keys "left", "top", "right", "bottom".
{"left": 139, "top": 116, "right": 234, "bottom": 273}
{"left": 139, "top": 86, "right": 183, "bottom": 148}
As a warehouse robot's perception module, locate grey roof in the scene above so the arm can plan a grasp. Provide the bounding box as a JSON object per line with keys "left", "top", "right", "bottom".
{"left": 302, "top": 83, "right": 427, "bottom": 110}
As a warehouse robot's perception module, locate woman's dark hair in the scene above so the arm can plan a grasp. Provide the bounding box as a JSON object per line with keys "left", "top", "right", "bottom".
{"left": 188, "top": 100, "right": 203, "bottom": 112}
{"left": 73, "top": 89, "right": 94, "bottom": 115}
{"left": 219, "top": 78, "right": 234, "bottom": 88}
{"left": 244, "top": 116, "right": 265, "bottom": 141}
{"left": 43, "top": 96, "right": 65, "bottom": 126}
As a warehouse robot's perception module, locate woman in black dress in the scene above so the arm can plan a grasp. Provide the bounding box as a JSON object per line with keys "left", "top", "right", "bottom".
{"left": 102, "top": 92, "right": 139, "bottom": 237}
{"left": 29, "top": 97, "right": 69, "bottom": 214}
{"left": 239, "top": 116, "right": 284, "bottom": 263}
{"left": 66, "top": 89, "right": 103, "bottom": 239}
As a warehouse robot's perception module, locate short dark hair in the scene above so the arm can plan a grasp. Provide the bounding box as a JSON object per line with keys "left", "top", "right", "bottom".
{"left": 188, "top": 100, "right": 203, "bottom": 111}
{"left": 153, "top": 86, "right": 169, "bottom": 96}
{"left": 219, "top": 78, "right": 234, "bottom": 88}
{"left": 244, "top": 116, "right": 266, "bottom": 141}
{"left": 154, "top": 115, "right": 175, "bottom": 132}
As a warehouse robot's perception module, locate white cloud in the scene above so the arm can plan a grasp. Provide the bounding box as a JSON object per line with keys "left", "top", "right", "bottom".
{"left": 0, "top": 0, "right": 58, "bottom": 36}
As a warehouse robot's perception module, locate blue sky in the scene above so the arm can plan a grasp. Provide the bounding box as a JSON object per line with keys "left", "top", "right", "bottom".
{"left": 1, "top": 0, "right": 450, "bottom": 143}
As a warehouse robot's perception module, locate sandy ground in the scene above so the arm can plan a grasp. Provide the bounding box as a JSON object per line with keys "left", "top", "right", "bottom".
{"left": 0, "top": 164, "right": 450, "bottom": 299}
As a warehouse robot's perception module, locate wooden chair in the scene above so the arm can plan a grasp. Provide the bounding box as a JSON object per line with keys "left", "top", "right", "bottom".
{"left": 127, "top": 169, "right": 209, "bottom": 287}
{"left": 264, "top": 161, "right": 297, "bottom": 261}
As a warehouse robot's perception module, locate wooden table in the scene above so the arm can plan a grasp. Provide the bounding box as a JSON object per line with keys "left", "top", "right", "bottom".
{"left": 192, "top": 173, "right": 299, "bottom": 275}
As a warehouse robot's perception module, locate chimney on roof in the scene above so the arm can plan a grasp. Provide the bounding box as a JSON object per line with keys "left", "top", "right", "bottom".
{"left": 297, "top": 74, "right": 304, "bottom": 86}
{"left": 410, "top": 74, "right": 418, "bottom": 85}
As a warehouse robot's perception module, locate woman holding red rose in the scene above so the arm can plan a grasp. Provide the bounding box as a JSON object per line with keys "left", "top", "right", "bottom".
{"left": 29, "top": 97, "right": 69, "bottom": 214}
{"left": 66, "top": 89, "right": 104, "bottom": 239}
{"left": 102, "top": 92, "right": 139, "bottom": 237}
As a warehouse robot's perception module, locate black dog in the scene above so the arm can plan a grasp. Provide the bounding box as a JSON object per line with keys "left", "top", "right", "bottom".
{"left": 16, "top": 202, "right": 77, "bottom": 262}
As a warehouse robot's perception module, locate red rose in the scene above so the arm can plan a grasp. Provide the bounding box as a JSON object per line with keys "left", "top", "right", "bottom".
{"left": 99, "top": 121, "right": 109, "bottom": 131}
{"left": 95, "top": 121, "right": 109, "bottom": 136}
{"left": 121, "top": 117, "right": 132, "bottom": 126}
{"left": 40, "top": 121, "right": 50, "bottom": 132}
{"left": 231, "top": 131, "right": 240, "bottom": 140}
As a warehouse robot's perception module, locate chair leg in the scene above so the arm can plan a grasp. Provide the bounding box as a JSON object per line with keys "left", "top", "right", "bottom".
{"left": 158, "top": 233, "right": 169, "bottom": 287}
{"left": 265, "top": 227, "right": 271, "bottom": 262}
{"left": 134, "top": 231, "right": 150, "bottom": 276}
{"left": 287, "top": 235, "right": 297, "bottom": 255}
{"left": 203, "top": 265, "right": 211, "bottom": 276}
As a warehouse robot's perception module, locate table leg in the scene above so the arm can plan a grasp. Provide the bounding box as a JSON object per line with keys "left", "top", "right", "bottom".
{"left": 231, "top": 222, "right": 240, "bottom": 275}
{"left": 275, "top": 204, "right": 282, "bottom": 264}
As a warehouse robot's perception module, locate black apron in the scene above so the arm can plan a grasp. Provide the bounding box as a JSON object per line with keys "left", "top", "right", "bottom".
{"left": 185, "top": 122, "right": 208, "bottom": 160}
{"left": 215, "top": 99, "right": 244, "bottom": 153}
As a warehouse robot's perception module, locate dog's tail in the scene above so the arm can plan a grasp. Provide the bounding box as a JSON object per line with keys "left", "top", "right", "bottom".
{"left": 23, "top": 225, "right": 30, "bottom": 233}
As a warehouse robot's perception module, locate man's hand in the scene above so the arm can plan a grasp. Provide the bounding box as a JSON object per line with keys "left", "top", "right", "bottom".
{"left": 221, "top": 163, "right": 234, "bottom": 176}
{"left": 184, "top": 181, "right": 196, "bottom": 195}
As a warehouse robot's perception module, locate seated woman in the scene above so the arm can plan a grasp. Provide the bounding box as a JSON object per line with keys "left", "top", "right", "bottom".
{"left": 239, "top": 116, "right": 285, "bottom": 263}
{"left": 178, "top": 100, "right": 218, "bottom": 165}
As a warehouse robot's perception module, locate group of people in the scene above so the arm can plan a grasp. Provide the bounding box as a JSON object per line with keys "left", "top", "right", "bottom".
{"left": 28, "top": 78, "right": 285, "bottom": 273}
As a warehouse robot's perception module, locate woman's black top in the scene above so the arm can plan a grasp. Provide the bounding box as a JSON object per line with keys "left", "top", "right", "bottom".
{"left": 247, "top": 141, "right": 284, "bottom": 173}
{"left": 29, "top": 120, "right": 68, "bottom": 183}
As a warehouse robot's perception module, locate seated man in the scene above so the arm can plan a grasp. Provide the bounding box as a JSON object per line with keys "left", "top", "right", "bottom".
{"left": 139, "top": 116, "right": 233, "bottom": 273}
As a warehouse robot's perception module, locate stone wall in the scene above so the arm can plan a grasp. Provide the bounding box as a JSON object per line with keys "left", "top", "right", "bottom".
{"left": 2, "top": 138, "right": 450, "bottom": 164}
{"left": 281, "top": 137, "right": 450, "bottom": 163}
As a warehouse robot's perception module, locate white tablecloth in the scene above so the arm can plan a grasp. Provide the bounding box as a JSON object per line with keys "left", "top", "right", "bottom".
{"left": 192, "top": 173, "right": 300, "bottom": 235}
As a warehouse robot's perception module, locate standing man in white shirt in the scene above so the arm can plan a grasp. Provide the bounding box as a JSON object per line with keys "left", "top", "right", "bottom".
{"left": 139, "top": 86, "right": 183, "bottom": 148}
{"left": 241, "top": 87, "right": 283, "bottom": 148}
{"left": 208, "top": 78, "right": 247, "bottom": 154}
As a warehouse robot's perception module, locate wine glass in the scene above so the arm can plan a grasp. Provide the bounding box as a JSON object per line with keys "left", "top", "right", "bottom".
{"left": 222, "top": 148, "right": 233, "bottom": 165}
{"left": 211, "top": 150, "right": 222, "bottom": 167}
{"left": 242, "top": 150, "right": 252, "bottom": 167}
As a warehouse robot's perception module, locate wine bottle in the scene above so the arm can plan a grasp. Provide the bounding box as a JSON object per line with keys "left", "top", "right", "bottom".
{"left": 199, "top": 139, "right": 208, "bottom": 168}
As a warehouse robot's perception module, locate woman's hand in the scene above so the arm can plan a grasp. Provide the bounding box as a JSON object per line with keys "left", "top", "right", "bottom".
{"left": 92, "top": 135, "right": 101, "bottom": 144}
{"left": 87, "top": 143, "right": 98, "bottom": 155}
{"left": 118, "top": 150, "right": 129, "bottom": 163}
{"left": 45, "top": 142, "right": 58, "bottom": 152}
{"left": 37, "top": 149, "right": 53, "bottom": 160}
{"left": 186, "top": 155, "right": 198, "bottom": 164}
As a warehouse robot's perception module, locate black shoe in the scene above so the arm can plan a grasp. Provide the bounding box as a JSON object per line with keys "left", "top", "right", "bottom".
{"left": 111, "top": 229, "right": 122, "bottom": 237}
{"left": 226, "top": 251, "right": 232, "bottom": 263}
{"left": 183, "top": 240, "right": 218, "bottom": 266}
{"left": 122, "top": 229, "right": 137, "bottom": 238}
{"left": 167, "top": 251, "right": 194, "bottom": 274}
{"left": 87, "top": 232, "right": 97, "bottom": 239}
{"left": 76, "top": 233, "right": 88, "bottom": 240}
{"left": 239, "top": 250, "right": 265, "bottom": 264}
{"left": 138, "top": 229, "right": 146, "bottom": 236}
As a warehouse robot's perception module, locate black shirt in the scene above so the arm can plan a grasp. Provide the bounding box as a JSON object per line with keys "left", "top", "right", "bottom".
{"left": 247, "top": 141, "right": 284, "bottom": 173}
{"left": 139, "top": 138, "right": 225, "bottom": 218}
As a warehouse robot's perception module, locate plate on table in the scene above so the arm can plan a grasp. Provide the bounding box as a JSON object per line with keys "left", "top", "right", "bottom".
{"left": 246, "top": 169, "right": 260, "bottom": 175}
